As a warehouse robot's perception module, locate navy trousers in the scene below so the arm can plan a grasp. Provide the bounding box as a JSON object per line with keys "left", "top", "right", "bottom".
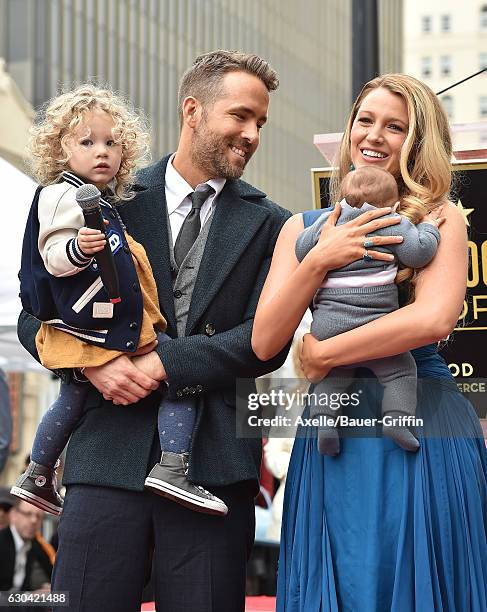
{"left": 52, "top": 483, "right": 255, "bottom": 612}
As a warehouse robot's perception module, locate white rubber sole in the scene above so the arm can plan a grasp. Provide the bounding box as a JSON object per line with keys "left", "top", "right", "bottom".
{"left": 144, "top": 478, "right": 228, "bottom": 516}
{"left": 10, "top": 486, "right": 63, "bottom": 516}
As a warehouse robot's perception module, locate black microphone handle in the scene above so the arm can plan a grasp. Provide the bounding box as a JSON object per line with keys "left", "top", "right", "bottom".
{"left": 82, "top": 205, "right": 106, "bottom": 233}
{"left": 82, "top": 207, "right": 121, "bottom": 303}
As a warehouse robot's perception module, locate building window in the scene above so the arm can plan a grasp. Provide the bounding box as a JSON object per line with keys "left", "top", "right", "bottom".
{"left": 421, "top": 15, "right": 432, "bottom": 33}
{"left": 440, "top": 55, "right": 451, "bottom": 77}
{"left": 480, "top": 53, "right": 487, "bottom": 70}
{"left": 421, "top": 57, "right": 432, "bottom": 78}
{"left": 441, "top": 14, "right": 451, "bottom": 32}
{"left": 480, "top": 96, "right": 487, "bottom": 118}
{"left": 442, "top": 95, "right": 453, "bottom": 120}
{"left": 481, "top": 5, "right": 487, "bottom": 30}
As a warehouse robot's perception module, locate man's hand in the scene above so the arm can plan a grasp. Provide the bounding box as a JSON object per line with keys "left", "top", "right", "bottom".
{"left": 132, "top": 339, "right": 158, "bottom": 356}
{"left": 84, "top": 354, "right": 162, "bottom": 405}
{"left": 300, "top": 334, "right": 331, "bottom": 383}
{"left": 131, "top": 351, "right": 166, "bottom": 383}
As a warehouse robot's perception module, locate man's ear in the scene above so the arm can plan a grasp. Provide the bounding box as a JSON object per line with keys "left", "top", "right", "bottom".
{"left": 181, "top": 96, "right": 201, "bottom": 128}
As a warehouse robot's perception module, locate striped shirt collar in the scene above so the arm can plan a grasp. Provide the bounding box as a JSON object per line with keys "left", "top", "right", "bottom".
{"left": 62, "top": 171, "right": 114, "bottom": 208}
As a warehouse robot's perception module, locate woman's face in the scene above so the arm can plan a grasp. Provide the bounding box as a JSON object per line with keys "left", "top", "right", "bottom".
{"left": 350, "top": 87, "right": 409, "bottom": 178}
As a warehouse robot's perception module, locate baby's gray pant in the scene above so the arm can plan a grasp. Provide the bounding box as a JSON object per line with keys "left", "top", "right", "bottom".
{"left": 309, "top": 285, "right": 417, "bottom": 419}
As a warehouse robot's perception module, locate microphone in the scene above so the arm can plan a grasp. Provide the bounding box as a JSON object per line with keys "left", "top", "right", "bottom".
{"left": 75, "top": 184, "right": 121, "bottom": 304}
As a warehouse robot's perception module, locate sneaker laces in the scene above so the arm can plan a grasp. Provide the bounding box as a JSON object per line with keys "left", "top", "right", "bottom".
{"left": 183, "top": 458, "right": 214, "bottom": 499}
{"left": 195, "top": 485, "right": 214, "bottom": 499}
{"left": 52, "top": 461, "right": 60, "bottom": 494}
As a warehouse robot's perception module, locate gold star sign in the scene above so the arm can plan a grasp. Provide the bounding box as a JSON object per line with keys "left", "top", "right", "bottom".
{"left": 455, "top": 199, "right": 474, "bottom": 226}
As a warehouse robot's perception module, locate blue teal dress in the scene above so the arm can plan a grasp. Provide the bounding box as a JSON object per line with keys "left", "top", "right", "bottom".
{"left": 276, "top": 343, "right": 487, "bottom": 611}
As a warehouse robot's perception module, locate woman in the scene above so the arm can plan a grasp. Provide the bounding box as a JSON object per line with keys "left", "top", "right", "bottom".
{"left": 252, "top": 74, "right": 487, "bottom": 611}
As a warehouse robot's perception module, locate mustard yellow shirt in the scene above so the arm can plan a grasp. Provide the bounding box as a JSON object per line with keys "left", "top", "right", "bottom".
{"left": 36, "top": 234, "right": 167, "bottom": 369}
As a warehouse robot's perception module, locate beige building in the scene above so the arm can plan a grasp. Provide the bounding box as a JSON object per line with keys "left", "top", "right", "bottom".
{"left": 404, "top": 0, "right": 487, "bottom": 146}
{"left": 0, "top": 0, "right": 402, "bottom": 212}
{"left": 0, "top": 58, "right": 33, "bottom": 170}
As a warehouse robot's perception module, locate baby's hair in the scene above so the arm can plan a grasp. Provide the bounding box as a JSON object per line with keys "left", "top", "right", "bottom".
{"left": 340, "top": 166, "right": 399, "bottom": 209}
{"left": 28, "top": 84, "right": 150, "bottom": 200}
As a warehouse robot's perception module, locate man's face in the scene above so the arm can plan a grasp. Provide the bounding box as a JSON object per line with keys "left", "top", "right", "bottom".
{"left": 190, "top": 71, "right": 269, "bottom": 180}
{"left": 10, "top": 502, "right": 44, "bottom": 541}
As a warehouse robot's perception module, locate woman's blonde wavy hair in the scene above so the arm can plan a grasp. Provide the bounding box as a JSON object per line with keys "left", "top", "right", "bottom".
{"left": 28, "top": 84, "right": 150, "bottom": 201}
{"left": 330, "top": 73, "right": 452, "bottom": 285}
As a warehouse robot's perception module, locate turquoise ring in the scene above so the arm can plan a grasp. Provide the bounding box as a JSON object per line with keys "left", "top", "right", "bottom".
{"left": 364, "top": 239, "right": 374, "bottom": 248}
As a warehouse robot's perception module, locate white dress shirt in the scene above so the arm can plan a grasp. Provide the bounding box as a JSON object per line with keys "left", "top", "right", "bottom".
{"left": 165, "top": 154, "right": 226, "bottom": 245}
{"left": 11, "top": 525, "right": 32, "bottom": 589}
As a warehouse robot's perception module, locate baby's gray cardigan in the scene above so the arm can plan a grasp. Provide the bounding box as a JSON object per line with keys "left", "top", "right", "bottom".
{"left": 295, "top": 201, "right": 440, "bottom": 275}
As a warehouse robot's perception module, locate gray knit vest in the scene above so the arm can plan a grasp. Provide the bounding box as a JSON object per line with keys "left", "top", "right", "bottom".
{"left": 168, "top": 210, "right": 215, "bottom": 338}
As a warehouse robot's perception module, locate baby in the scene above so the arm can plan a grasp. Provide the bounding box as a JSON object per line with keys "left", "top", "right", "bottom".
{"left": 295, "top": 166, "right": 441, "bottom": 455}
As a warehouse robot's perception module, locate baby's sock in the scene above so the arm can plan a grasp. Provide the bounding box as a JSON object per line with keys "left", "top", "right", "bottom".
{"left": 383, "top": 411, "right": 420, "bottom": 452}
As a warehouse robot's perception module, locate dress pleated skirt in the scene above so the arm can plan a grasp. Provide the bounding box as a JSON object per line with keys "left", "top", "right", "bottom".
{"left": 277, "top": 352, "right": 487, "bottom": 612}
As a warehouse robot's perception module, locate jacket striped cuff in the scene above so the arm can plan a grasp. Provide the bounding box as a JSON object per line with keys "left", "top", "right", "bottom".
{"left": 66, "top": 238, "right": 93, "bottom": 268}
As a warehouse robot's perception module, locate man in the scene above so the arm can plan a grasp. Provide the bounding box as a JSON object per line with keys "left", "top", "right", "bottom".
{"left": 0, "top": 499, "right": 52, "bottom": 596}
{"left": 18, "top": 50, "right": 291, "bottom": 611}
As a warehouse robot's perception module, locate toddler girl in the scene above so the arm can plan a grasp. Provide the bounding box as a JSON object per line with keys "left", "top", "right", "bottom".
{"left": 11, "top": 85, "right": 227, "bottom": 517}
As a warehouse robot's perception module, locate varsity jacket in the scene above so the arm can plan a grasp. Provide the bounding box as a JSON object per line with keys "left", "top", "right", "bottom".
{"left": 19, "top": 172, "right": 144, "bottom": 352}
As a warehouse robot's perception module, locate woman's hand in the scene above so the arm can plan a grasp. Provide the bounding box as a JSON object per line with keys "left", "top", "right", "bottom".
{"left": 300, "top": 334, "right": 331, "bottom": 382}
{"left": 308, "top": 202, "right": 405, "bottom": 274}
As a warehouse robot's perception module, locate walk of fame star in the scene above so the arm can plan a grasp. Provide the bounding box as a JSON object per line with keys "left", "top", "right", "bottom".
{"left": 455, "top": 199, "right": 474, "bottom": 226}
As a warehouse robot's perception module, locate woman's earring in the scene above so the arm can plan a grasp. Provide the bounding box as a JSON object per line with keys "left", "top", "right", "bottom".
{"left": 349, "top": 163, "right": 355, "bottom": 171}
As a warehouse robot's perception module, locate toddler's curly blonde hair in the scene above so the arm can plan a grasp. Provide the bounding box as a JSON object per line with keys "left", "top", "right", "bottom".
{"left": 28, "top": 84, "right": 150, "bottom": 200}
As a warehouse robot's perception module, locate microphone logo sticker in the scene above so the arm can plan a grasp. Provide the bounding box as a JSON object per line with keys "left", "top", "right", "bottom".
{"left": 108, "top": 231, "right": 122, "bottom": 253}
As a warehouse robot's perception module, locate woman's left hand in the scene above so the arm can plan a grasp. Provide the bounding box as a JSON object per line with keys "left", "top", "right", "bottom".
{"left": 300, "top": 334, "right": 331, "bottom": 382}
